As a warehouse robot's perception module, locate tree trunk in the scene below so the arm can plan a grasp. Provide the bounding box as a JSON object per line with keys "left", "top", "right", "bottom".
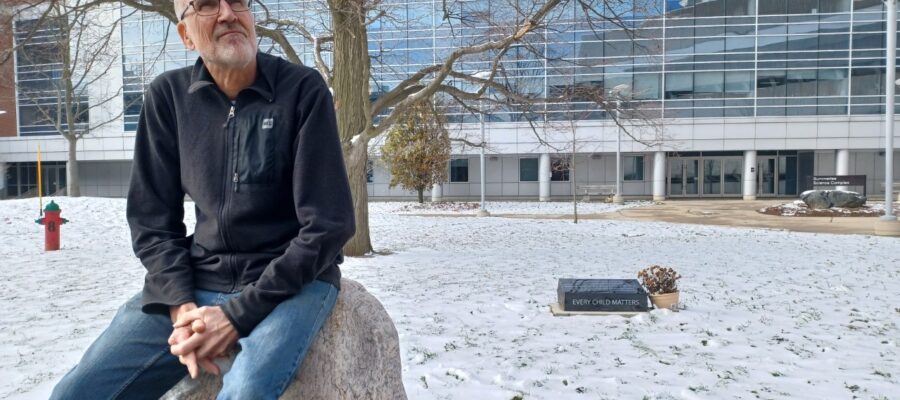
{"left": 344, "top": 142, "right": 373, "bottom": 255}
{"left": 66, "top": 136, "right": 80, "bottom": 197}
{"left": 417, "top": 189, "right": 424, "bottom": 204}
{"left": 330, "top": 0, "right": 374, "bottom": 256}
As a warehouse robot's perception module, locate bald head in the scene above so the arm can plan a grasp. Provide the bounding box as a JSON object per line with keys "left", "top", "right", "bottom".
{"left": 174, "top": 0, "right": 185, "bottom": 18}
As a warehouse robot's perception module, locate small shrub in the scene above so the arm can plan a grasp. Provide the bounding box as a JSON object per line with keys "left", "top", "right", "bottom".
{"left": 638, "top": 265, "right": 681, "bottom": 295}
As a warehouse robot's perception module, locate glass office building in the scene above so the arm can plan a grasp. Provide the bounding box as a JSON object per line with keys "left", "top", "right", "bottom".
{"left": 2, "top": 0, "right": 899, "bottom": 199}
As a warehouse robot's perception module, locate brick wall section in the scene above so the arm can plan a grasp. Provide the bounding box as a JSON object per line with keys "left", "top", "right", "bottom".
{"left": 0, "top": 8, "right": 17, "bottom": 137}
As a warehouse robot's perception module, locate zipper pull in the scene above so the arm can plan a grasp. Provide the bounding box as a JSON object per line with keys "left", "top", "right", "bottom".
{"left": 223, "top": 105, "right": 235, "bottom": 127}
{"left": 233, "top": 172, "right": 239, "bottom": 183}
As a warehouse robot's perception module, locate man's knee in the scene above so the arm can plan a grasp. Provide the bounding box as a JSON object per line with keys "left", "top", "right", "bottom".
{"left": 219, "top": 369, "right": 292, "bottom": 400}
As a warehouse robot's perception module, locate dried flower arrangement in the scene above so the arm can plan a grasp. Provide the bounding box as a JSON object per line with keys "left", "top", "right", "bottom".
{"left": 637, "top": 265, "right": 681, "bottom": 295}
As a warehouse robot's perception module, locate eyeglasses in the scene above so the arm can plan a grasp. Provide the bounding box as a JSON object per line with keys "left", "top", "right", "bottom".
{"left": 180, "top": 0, "right": 252, "bottom": 21}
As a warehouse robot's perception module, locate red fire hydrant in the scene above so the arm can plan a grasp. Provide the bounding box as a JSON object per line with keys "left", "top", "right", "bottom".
{"left": 35, "top": 200, "right": 69, "bottom": 251}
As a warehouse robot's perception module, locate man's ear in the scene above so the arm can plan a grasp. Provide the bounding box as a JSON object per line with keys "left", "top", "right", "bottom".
{"left": 177, "top": 22, "right": 194, "bottom": 49}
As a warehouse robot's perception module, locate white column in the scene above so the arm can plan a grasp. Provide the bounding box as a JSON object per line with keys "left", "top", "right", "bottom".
{"left": 539, "top": 152, "right": 551, "bottom": 201}
{"left": 431, "top": 183, "right": 442, "bottom": 202}
{"left": 835, "top": 149, "right": 850, "bottom": 191}
{"left": 652, "top": 151, "right": 666, "bottom": 201}
{"left": 743, "top": 150, "right": 757, "bottom": 200}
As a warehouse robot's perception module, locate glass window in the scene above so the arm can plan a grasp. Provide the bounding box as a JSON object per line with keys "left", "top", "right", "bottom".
{"left": 757, "top": 35, "right": 788, "bottom": 52}
{"left": 724, "top": 70, "right": 754, "bottom": 97}
{"left": 788, "top": 0, "right": 818, "bottom": 14}
{"left": 695, "top": 0, "right": 725, "bottom": 17}
{"left": 817, "top": 68, "right": 848, "bottom": 96}
{"left": 624, "top": 156, "right": 644, "bottom": 181}
{"left": 726, "top": 0, "right": 756, "bottom": 15}
{"left": 605, "top": 73, "right": 631, "bottom": 94}
{"left": 519, "top": 158, "right": 539, "bottom": 182}
{"left": 122, "top": 21, "right": 143, "bottom": 46}
{"left": 449, "top": 159, "right": 468, "bottom": 182}
{"left": 551, "top": 158, "right": 569, "bottom": 181}
{"left": 852, "top": 33, "right": 883, "bottom": 50}
{"left": 604, "top": 39, "right": 632, "bottom": 58}
{"left": 759, "top": 0, "right": 787, "bottom": 15}
{"left": 818, "top": 34, "right": 849, "bottom": 50}
{"left": 726, "top": 36, "right": 755, "bottom": 52}
{"left": 820, "top": 0, "right": 851, "bottom": 12}
{"left": 694, "top": 71, "right": 725, "bottom": 98}
{"left": 853, "top": 0, "right": 883, "bottom": 11}
{"left": 633, "top": 73, "right": 661, "bottom": 100}
{"left": 757, "top": 70, "right": 787, "bottom": 97}
{"left": 786, "top": 69, "right": 819, "bottom": 97}
{"left": 787, "top": 35, "right": 819, "bottom": 52}
{"left": 665, "top": 38, "right": 695, "bottom": 55}
{"left": 850, "top": 68, "right": 883, "bottom": 95}
{"left": 665, "top": 72, "right": 694, "bottom": 99}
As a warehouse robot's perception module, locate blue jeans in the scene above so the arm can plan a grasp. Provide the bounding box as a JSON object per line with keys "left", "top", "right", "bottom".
{"left": 50, "top": 280, "right": 338, "bottom": 400}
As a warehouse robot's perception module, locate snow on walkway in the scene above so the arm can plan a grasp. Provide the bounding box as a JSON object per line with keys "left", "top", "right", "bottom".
{"left": 1, "top": 198, "right": 898, "bottom": 399}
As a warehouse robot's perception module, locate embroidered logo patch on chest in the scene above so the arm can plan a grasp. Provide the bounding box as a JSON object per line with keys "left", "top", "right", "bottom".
{"left": 261, "top": 118, "right": 274, "bottom": 130}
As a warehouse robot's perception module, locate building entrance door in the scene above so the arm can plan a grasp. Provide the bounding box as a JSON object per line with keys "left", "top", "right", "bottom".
{"left": 670, "top": 157, "right": 743, "bottom": 197}
{"left": 757, "top": 155, "right": 798, "bottom": 197}
{"left": 668, "top": 158, "right": 699, "bottom": 196}
{"left": 758, "top": 157, "right": 777, "bottom": 196}
{"left": 702, "top": 159, "right": 721, "bottom": 195}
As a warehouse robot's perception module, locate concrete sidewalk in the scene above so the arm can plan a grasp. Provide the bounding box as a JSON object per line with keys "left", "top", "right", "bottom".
{"left": 499, "top": 200, "right": 899, "bottom": 236}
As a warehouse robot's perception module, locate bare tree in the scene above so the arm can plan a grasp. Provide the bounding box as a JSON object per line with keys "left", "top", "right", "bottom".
{"left": 60, "top": 0, "right": 664, "bottom": 255}
{"left": 3, "top": 0, "right": 125, "bottom": 197}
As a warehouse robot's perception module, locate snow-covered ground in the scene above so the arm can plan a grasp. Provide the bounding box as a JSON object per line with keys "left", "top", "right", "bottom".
{"left": 1, "top": 197, "right": 899, "bottom": 399}
{"left": 370, "top": 200, "right": 654, "bottom": 215}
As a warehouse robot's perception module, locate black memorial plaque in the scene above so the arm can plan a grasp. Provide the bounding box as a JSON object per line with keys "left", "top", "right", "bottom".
{"left": 557, "top": 278, "right": 650, "bottom": 312}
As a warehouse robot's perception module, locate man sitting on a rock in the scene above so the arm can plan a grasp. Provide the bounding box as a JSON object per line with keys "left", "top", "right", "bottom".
{"left": 50, "top": 0, "right": 355, "bottom": 398}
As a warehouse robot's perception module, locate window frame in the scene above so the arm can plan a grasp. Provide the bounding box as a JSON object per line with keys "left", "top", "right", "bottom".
{"left": 550, "top": 157, "right": 570, "bottom": 182}
{"left": 449, "top": 158, "right": 469, "bottom": 183}
{"left": 519, "top": 157, "right": 539, "bottom": 182}
{"left": 624, "top": 155, "right": 645, "bottom": 181}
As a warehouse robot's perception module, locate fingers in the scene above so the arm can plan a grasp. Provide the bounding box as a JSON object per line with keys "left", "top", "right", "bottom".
{"left": 168, "top": 326, "right": 192, "bottom": 346}
{"left": 191, "top": 318, "right": 206, "bottom": 333}
{"left": 179, "top": 352, "right": 200, "bottom": 379}
{"left": 173, "top": 307, "right": 206, "bottom": 328}
{"left": 170, "top": 331, "right": 205, "bottom": 356}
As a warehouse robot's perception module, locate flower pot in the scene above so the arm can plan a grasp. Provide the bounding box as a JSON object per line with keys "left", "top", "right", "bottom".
{"left": 649, "top": 292, "right": 679, "bottom": 310}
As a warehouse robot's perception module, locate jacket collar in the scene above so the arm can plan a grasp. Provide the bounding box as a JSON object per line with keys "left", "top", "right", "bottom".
{"left": 187, "top": 52, "right": 277, "bottom": 102}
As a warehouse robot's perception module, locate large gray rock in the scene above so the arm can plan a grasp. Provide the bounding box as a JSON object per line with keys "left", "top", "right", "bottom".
{"left": 800, "top": 190, "right": 867, "bottom": 209}
{"left": 162, "top": 279, "right": 407, "bottom": 400}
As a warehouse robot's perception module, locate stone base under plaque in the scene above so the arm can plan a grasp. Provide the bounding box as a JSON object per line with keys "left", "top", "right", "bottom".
{"left": 549, "top": 303, "right": 647, "bottom": 317}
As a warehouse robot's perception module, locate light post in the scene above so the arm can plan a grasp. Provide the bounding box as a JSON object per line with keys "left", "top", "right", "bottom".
{"left": 472, "top": 71, "right": 492, "bottom": 217}
{"left": 610, "top": 84, "right": 631, "bottom": 205}
{"left": 476, "top": 100, "right": 490, "bottom": 217}
{"left": 876, "top": 0, "right": 900, "bottom": 235}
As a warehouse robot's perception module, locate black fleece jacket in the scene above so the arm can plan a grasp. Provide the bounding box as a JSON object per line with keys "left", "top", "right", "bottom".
{"left": 126, "top": 52, "right": 355, "bottom": 336}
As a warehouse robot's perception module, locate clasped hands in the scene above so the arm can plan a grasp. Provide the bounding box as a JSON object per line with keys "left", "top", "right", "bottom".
{"left": 168, "top": 303, "right": 239, "bottom": 378}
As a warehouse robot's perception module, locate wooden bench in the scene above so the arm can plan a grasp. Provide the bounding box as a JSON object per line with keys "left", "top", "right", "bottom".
{"left": 577, "top": 184, "right": 616, "bottom": 202}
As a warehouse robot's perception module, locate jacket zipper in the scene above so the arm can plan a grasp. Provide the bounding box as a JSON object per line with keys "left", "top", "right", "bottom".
{"left": 226, "top": 105, "right": 240, "bottom": 193}
{"left": 221, "top": 104, "right": 238, "bottom": 291}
